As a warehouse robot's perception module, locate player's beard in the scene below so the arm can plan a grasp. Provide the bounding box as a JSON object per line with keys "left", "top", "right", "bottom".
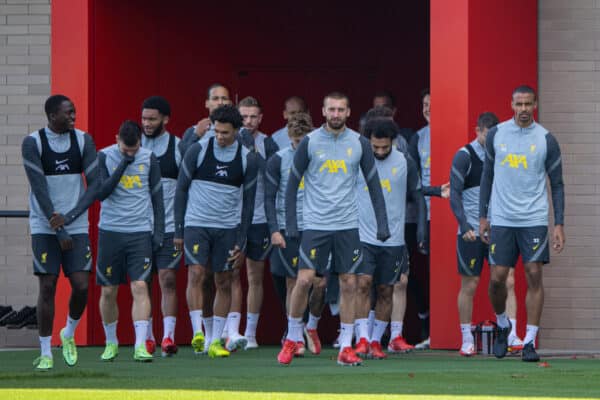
{"left": 144, "top": 121, "right": 164, "bottom": 138}
{"left": 327, "top": 118, "right": 345, "bottom": 131}
{"left": 374, "top": 149, "right": 391, "bottom": 160}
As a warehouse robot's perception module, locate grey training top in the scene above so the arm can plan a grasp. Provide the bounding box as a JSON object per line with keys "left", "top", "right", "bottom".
{"left": 97, "top": 145, "right": 164, "bottom": 239}
{"left": 409, "top": 124, "right": 443, "bottom": 220}
{"left": 174, "top": 138, "right": 258, "bottom": 248}
{"left": 357, "top": 148, "right": 424, "bottom": 247}
{"left": 265, "top": 145, "right": 305, "bottom": 234}
{"left": 271, "top": 126, "right": 291, "bottom": 150}
{"left": 479, "top": 118, "right": 565, "bottom": 227}
{"left": 285, "top": 126, "right": 390, "bottom": 239}
{"left": 450, "top": 139, "right": 487, "bottom": 235}
{"left": 142, "top": 132, "right": 182, "bottom": 233}
{"left": 22, "top": 127, "right": 99, "bottom": 235}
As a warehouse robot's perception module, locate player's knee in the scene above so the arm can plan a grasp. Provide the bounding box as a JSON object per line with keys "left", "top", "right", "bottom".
{"left": 214, "top": 272, "right": 232, "bottom": 291}
{"left": 356, "top": 276, "right": 372, "bottom": 296}
{"left": 313, "top": 276, "right": 327, "bottom": 292}
{"left": 130, "top": 280, "right": 149, "bottom": 298}
{"left": 247, "top": 270, "right": 263, "bottom": 286}
{"left": 398, "top": 273, "right": 409, "bottom": 288}
{"left": 340, "top": 276, "right": 358, "bottom": 295}
{"left": 160, "top": 274, "right": 177, "bottom": 292}
{"left": 188, "top": 266, "right": 205, "bottom": 286}
{"left": 505, "top": 274, "right": 515, "bottom": 290}
{"left": 526, "top": 270, "right": 543, "bottom": 290}
{"left": 377, "top": 285, "right": 393, "bottom": 305}
{"left": 489, "top": 279, "right": 505, "bottom": 295}
{"left": 39, "top": 279, "right": 57, "bottom": 300}
{"left": 461, "top": 277, "right": 479, "bottom": 296}
{"left": 101, "top": 286, "right": 118, "bottom": 302}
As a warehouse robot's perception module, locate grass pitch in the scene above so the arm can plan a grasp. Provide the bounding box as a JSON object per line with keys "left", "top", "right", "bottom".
{"left": 0, "top": 346, "right": 599, "bottom": 400}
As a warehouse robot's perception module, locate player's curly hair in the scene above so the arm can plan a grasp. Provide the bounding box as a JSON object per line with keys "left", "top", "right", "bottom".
{"left": 287, "top": 112, "right": 313, "bottom": 137}
{"left": 363, "top": 118, "right": 398, "bottom": 140}
{"left": 210, "top": 104, "right": 243, "bottom": 129}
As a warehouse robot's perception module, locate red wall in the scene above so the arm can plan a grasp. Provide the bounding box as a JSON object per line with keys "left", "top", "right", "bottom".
{"left": 430, "top": 0, "right": 536, "bottom": 349}
{"left": 85, "top": 0, "right": 430, "bottom": 345}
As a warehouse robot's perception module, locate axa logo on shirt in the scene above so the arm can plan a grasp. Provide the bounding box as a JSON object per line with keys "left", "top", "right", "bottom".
{"left": 319, "top": 159, "right": 347, "bottom": 174}
{"left": 500, "top": 154, "right": 528, "bottom": 169}
{"left": 55, "top": 158, "right": 70, "bottom": 172}
{"left": 120, "top": 175, "right": 142, "bottom": 189}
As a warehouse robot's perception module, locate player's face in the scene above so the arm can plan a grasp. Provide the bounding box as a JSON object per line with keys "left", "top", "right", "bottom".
{"left": 283, "top": 100, "right": 303, "bottom": 121}
{"left": 50, "top": 100, "right": 76, "bottom": 133}
{"left": 239, "top": 106, "right": 263, "bottom": 133}
{"left": 117, "top": 138, "right": 141, "bottom": 157}
{"left": 511, "top": 92, "right": 537, "bottom": 128}
{"left": 371, "top": 136, "right": 393, "bottom": 160}
{"left": 205, "top": 86, "right": 231, "bottom": 114}
{"left": 475, "top": 126, "right": 489, "bottom": 146}
{"left": 214, "top": 121, "right": 237, "bottom": 147}
{"left": 322, "top": 98, "right": 350, "bottom": 131}
{"left": 422, "top": 94, "right": 430, "bottom": 124}
{"left": 141, "top": 108, "right": 168, "bottom": 137}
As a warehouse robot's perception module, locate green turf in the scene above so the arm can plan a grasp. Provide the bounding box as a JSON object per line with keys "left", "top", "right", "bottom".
{"left": 0, "top": 347, "right": 599, "bottom": 399}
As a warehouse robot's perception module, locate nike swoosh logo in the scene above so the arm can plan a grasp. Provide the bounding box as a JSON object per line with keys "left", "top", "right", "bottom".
{"left": 55, "top": 159, "right": 68, "bottom": 164}
{"left": 216, "top": 165, "right": 228, "bottom": 170}
{"left": 352, "top": 256, "right": 359, "bottom": 262}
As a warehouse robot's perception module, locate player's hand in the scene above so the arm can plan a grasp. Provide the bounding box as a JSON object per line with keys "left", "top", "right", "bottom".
{"left": 552, "top": 224, "right": 565, "bottom": 253}
{"left": 377, "top": 230, "right": 391, "bottom": 242}
{"left": 271, "top": 232, "right": 286, "bottom": 249}
{"left": 462, "top": 230, "right": 477, "bottom": 242}
{"left": 123, "top": 154, "right": 135, "bottom": 164}
{"left": 56, "top": 227, "right": 73, "bottom": 251}
{"left": 441, "top": 182, "right": 450, "bottom": 199}
{"left": 173, "top": 238, "right": 183, "bottom": 252}
{"left": 227, "top": 245, "right": 242, "bottom": 266}
{"left": 479, "top": 218, "right": 490, "bottom": 244}
{"left": 195, "top": 118, "right": 211, "bottom": 138}
{"left": 49, "top": 212, "right": 65, "bottom": 230}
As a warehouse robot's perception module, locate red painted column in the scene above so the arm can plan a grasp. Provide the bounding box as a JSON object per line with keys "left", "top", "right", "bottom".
{"left": 50, "top": 0, "right": 93, "bottom": 345}
{"left": 430, "top": 0, "right": 536, "bottom": 349}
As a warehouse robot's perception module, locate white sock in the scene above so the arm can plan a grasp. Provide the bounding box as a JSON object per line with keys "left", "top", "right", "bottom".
{"left": 189, "top": 310, "right": 203, "bottom": 334}
{"left": 226, "top": 312, "right": 241, "bottom": 337}
{"left": 103, "top": 321, "right": 118, "bottom": 345}
{"left": 211, "top": 316, "right": 226, "bottom": 344}
{"left": 146, "top": 317, "right": 155, "bottom": 341}
{"left": 496, "top": 312, "right": 510, "bottom": 329}
{"left": 306, "top": 313, "right": 320, "bottom": 330}
{"left": 339, "top": 323, "right": 354, "bottom": 349}
{"left": 524, "top": 325, "right": 539, "bottom": 345}
{"left": 203, "top": 316, "right": 213, "bottom": 345}
{"left": 286, "top": 317, "right": 303, "bottom": 342}
{"left": 39, "top": 336, "right": 52, "bottom": 358}
{"left": 461, "top": 323, "right": 473, "bottom": 344}
{"left": 63, "top": 315, "right": 80, "bottom": 339}
{"left": 163, "top": 316, "right": 176, "bottom": 340}
{"left": 355, "top": 318, "right": 369, "bottom": 341}
{"left": 244, "top": 312, "right": 259, "bottom": 338}
{"left": 134, "top": 320, "right": 149, "bottom": 348}
{"left": 367, "top": 310, "right": 376, "bottom": 338}
{"left": 371, "top": 319, "right": 388, "bottom": 343}
{"left": 390, "top": 321, "right": 403, "bottom": 339}
{"left": 509, "top": 318, "right": 517, "bottom": 337}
